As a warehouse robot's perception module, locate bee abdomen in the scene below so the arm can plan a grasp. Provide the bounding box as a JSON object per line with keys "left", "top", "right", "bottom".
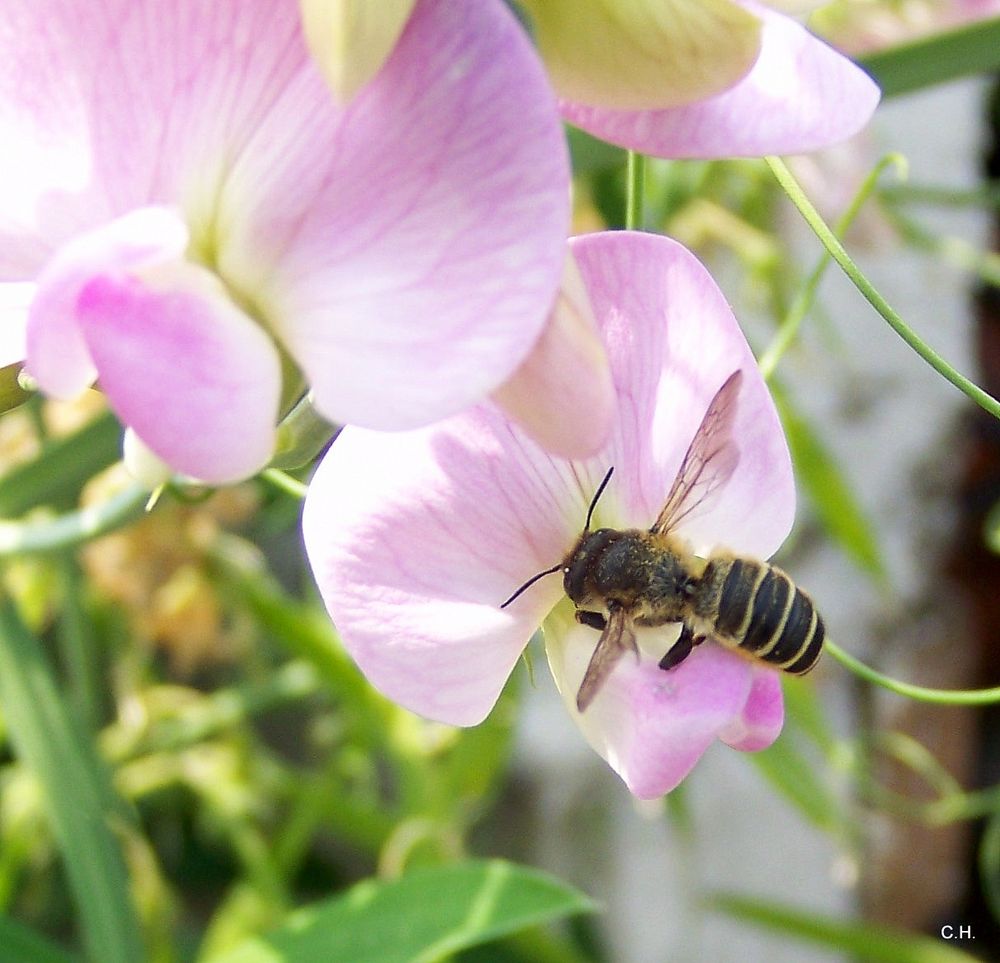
{"left": 697, "top": 557, "right": 824, "bottom": 674}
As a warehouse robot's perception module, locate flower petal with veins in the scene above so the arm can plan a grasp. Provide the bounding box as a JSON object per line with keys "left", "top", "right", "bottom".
{"left": 217, "top": 0, "right": 573, "bottom": 432}
{"left": 304, "top": 409, "right": 581, "bottom": 726}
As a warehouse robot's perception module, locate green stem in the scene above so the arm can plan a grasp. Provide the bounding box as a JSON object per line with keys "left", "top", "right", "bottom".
{"left": 260, "top": 468, "right": 308, "bottom": 500}
{"left": 0, "top": 483, "right": 148, "bottom": 556}
{"left": 882, "top": 181, "right": 1000, "bottom": 210}
{"left": 765, "top": 155, "right": 1000, "bottom": 422}
{"left": 826, "top": 639, "right": 1000, "bottom": 705}
{"left": 926, "top": 782, "right": 1000, "bottom": 825}
{"left": 270, "top": 393, "right": 337, "bottom": 470}
{"left": 759, "top": 154, "right": 905, "bottom": 380}
{"left": 626, "top": 151, "right": 646, "bottom": 231}
{"left": 881, "top": 202, "right": 1000, "bottom": 288}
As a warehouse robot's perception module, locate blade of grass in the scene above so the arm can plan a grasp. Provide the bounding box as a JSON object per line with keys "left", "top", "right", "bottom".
{"left": 0, "top": 596, "right": 143, "bottom": 963}
{"left": 708, "top": 892, "right": 979, "bottom": 961}
{"left": 859, "top": 16, "right": 1000, "bottom": 99}
{"left": 0, "top": 412, "right": 122, "bottom": 516}
{"left": 772, "top": 381, "right": 888, "bottom": 584}
{"left": 0, "top": 913, "right": 78, "bottom": 963}
{"left": 747, "top": 734, "right": 842, "bottom": 833}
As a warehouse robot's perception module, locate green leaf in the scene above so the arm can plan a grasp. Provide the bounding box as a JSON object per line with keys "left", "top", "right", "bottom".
{"left": 708, "top": 893, "right": 980, "bottom": 962}
{"left": 0, "top": 411, "right": 122, "bottom": 517}
{"left": 747, "top": 731, "right": 841, "bottom": 833}
{"left": 0, "top": 597, "right": 143, "bottom": 963}
{"left": 773, "top": 382, "right": 888, "bottom": 584}
{"left": 209, "top": 860, "right": 596, "bottom": 963}
{"left": 859, "top": 17, "right": 1000, "bottom": 99}
{"left": 781, "top": 675, "right": 836, "bottom": 753}
{"left": 748, "top": 677, "right": 847, "bottom": 834}
{"left": 0, "top": 913, "right": 78, "bottom": 963}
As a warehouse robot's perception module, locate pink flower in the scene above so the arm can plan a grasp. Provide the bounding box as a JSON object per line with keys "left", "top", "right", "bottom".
{"left": 303, "top": 231, "right": 796, "bottom": 798}
{"left": 558, "top": 1, "right": 882, "bottom": 157}
{"left": 3, "top": 0, "right": 581, "bottom": 482}
{"left": 321, "top": 1, "right": 880, "bottom": 160}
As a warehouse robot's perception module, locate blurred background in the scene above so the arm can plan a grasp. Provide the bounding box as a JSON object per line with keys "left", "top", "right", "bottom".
{"left": 3, "top": 3, "right": 1000, "bottom": 962}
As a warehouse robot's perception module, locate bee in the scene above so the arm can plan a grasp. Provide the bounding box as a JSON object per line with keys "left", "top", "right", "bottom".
{"left": 501, "top": 369, "right": 825, "bottom": 712}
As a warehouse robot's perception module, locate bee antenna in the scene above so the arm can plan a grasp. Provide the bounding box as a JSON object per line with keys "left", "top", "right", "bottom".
{"left": 500, "top": 467, "right": 614, "bottom": 610}
{"left": 500, "top": 562, "right": 562, "bottom": 609}
{"left": 584, "top": 466, "right": 614, "bottom": 531}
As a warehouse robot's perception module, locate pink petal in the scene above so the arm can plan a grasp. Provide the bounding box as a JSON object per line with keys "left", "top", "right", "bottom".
{"left": 547, "top": 622, "right": 757, "bottom": 798}
{"left": 25, "top": 207, "right": 190, "bottom": 399}
{"left": 559, "top": 4, "right": 880, "bottom": 158}
{"left": 303, "top": 415, "right": 584, "bottom": 726}
{"left": 570, "top": 231, "right": 795, "bottom": 559}
{"left": 76, "top": 266, "right": 280, "bottom": 483}
{"left": 718, "top": 667, "right": 785, "bottom": 751}
{"left": 491, "top": 253, "right": 615, "bottom": 459}
{"left": 220, "top": 0, "right": 570, "bottom": 430}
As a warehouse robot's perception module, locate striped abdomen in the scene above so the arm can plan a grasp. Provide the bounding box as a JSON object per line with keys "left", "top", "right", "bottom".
{"left": 694, "top": 556, "right": 824, "bottom": 674}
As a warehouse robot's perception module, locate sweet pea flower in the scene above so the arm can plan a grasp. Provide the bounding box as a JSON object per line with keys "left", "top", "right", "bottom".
{"left": 555, "top": 0, "right": 882, "bottom": 157}
{"left": 304, "top": 231, "right": 796, "bottom": 798}
{"left": 312, "top": 0, "right": 879, "bottom": 161}
{"left": 814, "top": 0, "right": 1000, "bottom": 55}
{"left": 4, "top": 0, "right": 590, "bottom": 484}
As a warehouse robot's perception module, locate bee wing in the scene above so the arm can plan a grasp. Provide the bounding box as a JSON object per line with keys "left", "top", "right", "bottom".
{"left": 576, "top": 605, "right": 638, "bottom": 712}
{"left": 651, "top": 369, "right": 743, "bottom": 535}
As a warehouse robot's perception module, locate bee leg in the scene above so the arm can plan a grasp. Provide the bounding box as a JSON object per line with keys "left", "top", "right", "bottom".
{"left": 658, "top": 624, "right": 699, "bottom": 671}
{"left": 575, "top": 610, "right": 607, "bottom": 631}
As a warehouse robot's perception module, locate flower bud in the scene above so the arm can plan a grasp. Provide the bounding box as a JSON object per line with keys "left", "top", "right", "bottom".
{"left": 300, "top": 0, "right": 417, "bottom": 102}
{"left": 519, "top": 0, "right": 762, "bottom": 110}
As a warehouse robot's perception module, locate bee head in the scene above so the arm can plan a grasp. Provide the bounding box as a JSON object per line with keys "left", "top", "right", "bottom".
{"left": 563, "top": 528, "right": 618, "bottom": 604}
